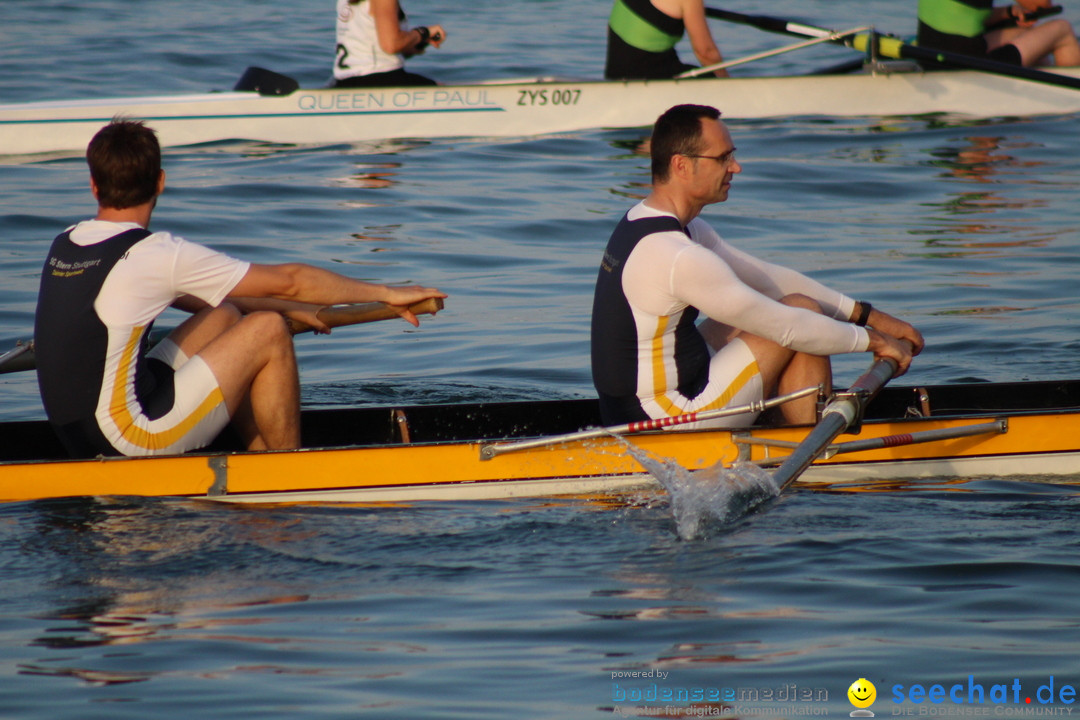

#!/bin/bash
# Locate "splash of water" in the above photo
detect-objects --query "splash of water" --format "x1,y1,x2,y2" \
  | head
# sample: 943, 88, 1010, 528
621, 440, 780, 540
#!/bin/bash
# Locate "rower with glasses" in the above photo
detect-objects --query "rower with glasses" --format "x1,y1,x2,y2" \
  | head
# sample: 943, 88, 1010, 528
590, 104, 923, 430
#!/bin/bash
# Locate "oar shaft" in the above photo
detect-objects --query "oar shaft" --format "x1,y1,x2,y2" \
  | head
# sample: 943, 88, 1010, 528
771, 357, 899, 491
285, 297, 444, 334
678, 28, 871, 78
706, 6, 1080, 91
852, 34, 1080, 90
0, 342, 34, 375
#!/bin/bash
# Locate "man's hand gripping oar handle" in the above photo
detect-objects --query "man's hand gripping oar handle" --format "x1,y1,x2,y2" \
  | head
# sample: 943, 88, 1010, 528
285, 297, 445, 335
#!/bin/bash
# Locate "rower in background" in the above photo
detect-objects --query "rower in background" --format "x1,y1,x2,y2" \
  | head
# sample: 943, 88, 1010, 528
332, 0, 446, 88
917, 0, 1080, 67
605, 0, 728, 79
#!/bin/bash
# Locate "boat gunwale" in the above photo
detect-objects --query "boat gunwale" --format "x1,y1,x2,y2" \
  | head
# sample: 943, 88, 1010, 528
5, 389, 1080, 469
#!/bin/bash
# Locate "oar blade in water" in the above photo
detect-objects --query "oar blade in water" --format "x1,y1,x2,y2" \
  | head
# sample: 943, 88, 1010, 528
629, 444, 779, 540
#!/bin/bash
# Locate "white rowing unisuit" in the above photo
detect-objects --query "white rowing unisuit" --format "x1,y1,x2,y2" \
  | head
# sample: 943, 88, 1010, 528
606, 201, 869, 428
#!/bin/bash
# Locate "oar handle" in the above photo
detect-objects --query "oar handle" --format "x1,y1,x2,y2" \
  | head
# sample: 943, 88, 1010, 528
286, 297, 444, 335
985, 4, 1061, 31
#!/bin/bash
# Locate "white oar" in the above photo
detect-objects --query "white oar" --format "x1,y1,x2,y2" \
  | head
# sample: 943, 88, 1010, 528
678, 26, 872, 78
478, 385, 819, 460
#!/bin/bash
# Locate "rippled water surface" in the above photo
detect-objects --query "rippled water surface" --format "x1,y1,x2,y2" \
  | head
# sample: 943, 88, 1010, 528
2, 1, 1080, 718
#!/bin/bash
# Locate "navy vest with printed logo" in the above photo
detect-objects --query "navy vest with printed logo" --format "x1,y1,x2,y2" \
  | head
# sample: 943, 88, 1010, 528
34, 227, 153, 455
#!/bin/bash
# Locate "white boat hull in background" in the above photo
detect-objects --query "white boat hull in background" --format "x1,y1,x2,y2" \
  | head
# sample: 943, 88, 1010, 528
4, 67, 1080, 156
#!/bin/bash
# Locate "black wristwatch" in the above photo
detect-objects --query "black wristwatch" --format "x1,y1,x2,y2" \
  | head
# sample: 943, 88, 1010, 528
855, 301, 873, 327
415, 26, 431, 50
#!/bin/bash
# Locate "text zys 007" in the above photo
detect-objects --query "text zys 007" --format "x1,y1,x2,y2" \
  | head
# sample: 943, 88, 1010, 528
517, 88, 582, 106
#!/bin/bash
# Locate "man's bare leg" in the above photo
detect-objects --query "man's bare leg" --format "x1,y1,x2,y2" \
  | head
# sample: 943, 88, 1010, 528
194, 311, 301, 451
736, 294, 833, 425
166, 303, 243, 358
987, 21, 1080, 66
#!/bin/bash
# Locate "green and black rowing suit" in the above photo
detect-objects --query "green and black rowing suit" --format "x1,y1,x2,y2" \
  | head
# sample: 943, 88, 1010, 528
605, 0, 695, 79
917, 0, 1022, 64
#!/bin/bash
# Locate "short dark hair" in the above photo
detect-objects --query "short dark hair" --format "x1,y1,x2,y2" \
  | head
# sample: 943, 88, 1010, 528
86, 119, 162, 209
650, 104, 722, 182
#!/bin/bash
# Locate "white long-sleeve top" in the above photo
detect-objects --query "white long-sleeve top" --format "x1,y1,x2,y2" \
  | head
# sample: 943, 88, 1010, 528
621, 201, 869, 356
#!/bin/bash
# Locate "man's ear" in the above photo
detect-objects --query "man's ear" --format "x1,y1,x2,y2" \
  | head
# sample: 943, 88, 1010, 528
670, 153, 691, 181
89, 176, 100, 201
156, 169, 166, 196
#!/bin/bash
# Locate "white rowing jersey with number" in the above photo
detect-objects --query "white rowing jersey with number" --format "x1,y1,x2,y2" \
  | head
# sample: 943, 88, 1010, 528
334, 0, 405, 80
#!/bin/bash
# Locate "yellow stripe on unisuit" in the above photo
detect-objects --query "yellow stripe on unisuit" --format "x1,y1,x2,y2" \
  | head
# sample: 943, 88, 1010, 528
108, 326, 224, 451
694, 360, 760, 413
649, 315, 675, 412
654, 341, 759, 418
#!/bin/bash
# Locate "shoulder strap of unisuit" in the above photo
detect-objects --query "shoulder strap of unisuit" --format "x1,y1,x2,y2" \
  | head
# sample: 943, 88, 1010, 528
918, 0, 992, 37
608, 0, 684, 52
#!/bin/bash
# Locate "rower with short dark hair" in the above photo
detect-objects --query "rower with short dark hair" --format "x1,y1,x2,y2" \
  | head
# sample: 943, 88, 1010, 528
591, 104, 923, 428
35, 119, 445, 458
917, 0, 1080, 67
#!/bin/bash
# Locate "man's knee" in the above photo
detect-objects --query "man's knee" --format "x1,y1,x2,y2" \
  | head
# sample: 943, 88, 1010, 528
206, 302, 244, 335
243, 311, 293, 346
217, 301, 243, 323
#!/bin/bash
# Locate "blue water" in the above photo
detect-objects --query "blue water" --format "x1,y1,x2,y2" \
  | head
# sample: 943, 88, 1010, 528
3, 0, 1080, 717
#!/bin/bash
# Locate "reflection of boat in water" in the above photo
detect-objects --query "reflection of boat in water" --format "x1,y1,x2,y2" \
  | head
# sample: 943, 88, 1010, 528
2, 377, 1080, 504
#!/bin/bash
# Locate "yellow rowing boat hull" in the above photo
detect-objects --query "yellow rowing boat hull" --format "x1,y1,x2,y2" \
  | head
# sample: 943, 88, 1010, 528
3, 410, 1078, 504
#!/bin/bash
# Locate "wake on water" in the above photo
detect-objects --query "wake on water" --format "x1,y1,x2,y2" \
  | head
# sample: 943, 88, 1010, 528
618, 439, 780, 540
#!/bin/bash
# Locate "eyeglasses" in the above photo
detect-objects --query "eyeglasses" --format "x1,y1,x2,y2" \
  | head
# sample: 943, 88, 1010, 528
682, 149, 737, 165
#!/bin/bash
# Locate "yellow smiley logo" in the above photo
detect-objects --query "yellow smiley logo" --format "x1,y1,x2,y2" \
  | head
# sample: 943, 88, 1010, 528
848, 678, 877, 709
